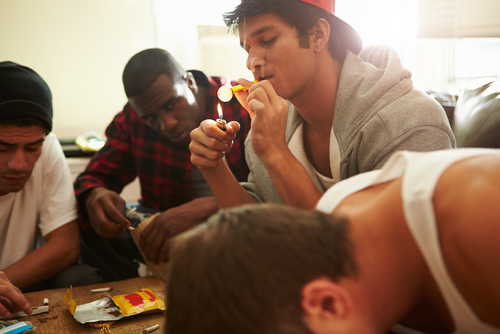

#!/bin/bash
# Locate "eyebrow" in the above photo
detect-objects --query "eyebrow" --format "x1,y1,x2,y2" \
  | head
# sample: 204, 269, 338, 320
0, 138, 45, 146
240, 25, 275, 48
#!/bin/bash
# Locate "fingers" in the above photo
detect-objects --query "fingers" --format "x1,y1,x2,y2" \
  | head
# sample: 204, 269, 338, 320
0, 303, 11, 319
88, 205, 128, 238
226, 121, 240, 135
158, 238, 172, 263
238, 78, 257, 88
189, 120, 240, 170
0, 273, 31, 318
234, 90, 252, 117
87, 188, 129, 238
249, 99, 266, 113
139, 216, 168, 264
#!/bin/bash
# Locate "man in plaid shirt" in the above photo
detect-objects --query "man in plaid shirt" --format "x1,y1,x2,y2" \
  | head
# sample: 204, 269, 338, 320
74, 49, 250, 281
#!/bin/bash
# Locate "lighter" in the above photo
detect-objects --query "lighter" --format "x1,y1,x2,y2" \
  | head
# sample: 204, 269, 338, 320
216, 103, 226, 132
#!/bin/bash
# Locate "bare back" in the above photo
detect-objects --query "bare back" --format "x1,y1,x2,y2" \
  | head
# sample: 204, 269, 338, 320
433, 155, 500, 326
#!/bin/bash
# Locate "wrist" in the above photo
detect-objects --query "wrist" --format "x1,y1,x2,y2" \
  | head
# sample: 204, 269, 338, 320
84, 186, 102, 208
259, 147, 290, 169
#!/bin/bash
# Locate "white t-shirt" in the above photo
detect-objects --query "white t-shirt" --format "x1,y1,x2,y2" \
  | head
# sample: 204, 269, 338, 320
0, 133, 78, 269
288, 123, 341, 192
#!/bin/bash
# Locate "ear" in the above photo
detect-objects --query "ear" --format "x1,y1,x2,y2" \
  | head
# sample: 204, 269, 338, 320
185, 71, 199, 95
301, 277, 354, 328
309, 18, 330, 53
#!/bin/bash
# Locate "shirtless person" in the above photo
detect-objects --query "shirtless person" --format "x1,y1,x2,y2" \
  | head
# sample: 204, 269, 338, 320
166, 148, 500, 334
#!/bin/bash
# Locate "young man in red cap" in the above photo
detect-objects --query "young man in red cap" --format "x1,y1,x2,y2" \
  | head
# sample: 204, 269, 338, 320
189, 0, 455, 209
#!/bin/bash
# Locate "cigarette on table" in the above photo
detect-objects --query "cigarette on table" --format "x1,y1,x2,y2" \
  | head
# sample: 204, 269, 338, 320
90, 287, 112, 293
143, 324, 160, 333
217, 80, 259, 102
0, 305, 49, 319
43, 298, 49, 306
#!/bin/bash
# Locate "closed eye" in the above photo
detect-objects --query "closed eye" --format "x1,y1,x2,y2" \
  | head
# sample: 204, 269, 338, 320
262, 37, 276, 48
26, 143, 43, 152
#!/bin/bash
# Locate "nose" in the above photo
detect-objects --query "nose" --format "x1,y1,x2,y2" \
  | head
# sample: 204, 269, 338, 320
246, 53, 266, 73
7, 149, 28, 172
159, 112, 178, 133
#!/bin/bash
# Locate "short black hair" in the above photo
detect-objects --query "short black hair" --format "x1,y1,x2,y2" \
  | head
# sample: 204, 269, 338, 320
122, 48, 186, 98
223, 0, 362, 62
166, 204, 358, 334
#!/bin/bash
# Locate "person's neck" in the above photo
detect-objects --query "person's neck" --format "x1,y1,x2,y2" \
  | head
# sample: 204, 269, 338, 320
290, 52, 342, 135
338, 179, 430, 332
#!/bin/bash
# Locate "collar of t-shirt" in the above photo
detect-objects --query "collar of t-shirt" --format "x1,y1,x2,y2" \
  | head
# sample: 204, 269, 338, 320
287, 122, 341, 193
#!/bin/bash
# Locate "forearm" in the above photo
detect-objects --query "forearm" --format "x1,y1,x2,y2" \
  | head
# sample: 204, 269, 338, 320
262, 151, 322, 209
3, 224, 80, 291
186, 196, 220, 224
201, 158, 256, 209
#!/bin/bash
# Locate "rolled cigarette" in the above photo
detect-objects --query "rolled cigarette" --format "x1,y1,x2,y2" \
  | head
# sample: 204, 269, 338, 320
0, 305, 49, 319
43, 298, 49, 306
145, 324, 160, 333
217, 80, 259, 102
91, 287, 112, 293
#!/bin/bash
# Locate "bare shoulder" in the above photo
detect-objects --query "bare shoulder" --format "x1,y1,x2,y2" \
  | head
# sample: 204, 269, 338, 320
434, 154, 500, 232
433, 154, 500, 324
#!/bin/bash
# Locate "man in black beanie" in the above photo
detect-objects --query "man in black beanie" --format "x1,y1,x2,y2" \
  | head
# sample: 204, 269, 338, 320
0, 62, 101, 301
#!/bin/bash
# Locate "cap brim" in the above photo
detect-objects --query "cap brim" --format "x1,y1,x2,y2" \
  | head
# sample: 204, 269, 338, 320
330, 14, 363, 55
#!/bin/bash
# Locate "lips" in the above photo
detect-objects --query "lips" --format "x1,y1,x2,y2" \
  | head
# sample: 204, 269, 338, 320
257, 76, 272, 82
3, 175, 27, 184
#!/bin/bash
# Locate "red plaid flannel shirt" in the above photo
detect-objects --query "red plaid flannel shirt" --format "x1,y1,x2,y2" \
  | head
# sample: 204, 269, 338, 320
74, 71, 250, 228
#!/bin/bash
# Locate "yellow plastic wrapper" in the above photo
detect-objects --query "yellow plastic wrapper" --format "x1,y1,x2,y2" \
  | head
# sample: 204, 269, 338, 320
64, 288, 165, 325
112, 289, 166, 317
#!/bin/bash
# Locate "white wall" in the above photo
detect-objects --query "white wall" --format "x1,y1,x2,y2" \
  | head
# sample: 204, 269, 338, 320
0, 0, 157, 138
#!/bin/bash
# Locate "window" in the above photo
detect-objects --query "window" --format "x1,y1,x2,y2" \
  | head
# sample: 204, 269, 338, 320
336, 0, 500, 91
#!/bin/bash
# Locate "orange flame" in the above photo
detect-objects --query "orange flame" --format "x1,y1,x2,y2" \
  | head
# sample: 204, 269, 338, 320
217, 103, 223, 120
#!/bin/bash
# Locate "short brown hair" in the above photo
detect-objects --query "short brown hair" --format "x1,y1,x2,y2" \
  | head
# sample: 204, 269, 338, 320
166, 204, 357, 334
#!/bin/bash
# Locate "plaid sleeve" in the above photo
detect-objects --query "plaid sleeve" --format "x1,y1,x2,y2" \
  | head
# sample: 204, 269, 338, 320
73, 104, 139, 225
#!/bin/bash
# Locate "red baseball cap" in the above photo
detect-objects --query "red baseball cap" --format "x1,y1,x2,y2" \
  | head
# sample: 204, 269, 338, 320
301, 0, 336, 14
300, 0, 362, 54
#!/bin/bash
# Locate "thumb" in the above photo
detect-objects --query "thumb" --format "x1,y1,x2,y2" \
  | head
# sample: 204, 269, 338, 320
226, 121, 241, 136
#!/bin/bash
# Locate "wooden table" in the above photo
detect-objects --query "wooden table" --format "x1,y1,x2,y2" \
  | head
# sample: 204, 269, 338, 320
22, 276, 166, 333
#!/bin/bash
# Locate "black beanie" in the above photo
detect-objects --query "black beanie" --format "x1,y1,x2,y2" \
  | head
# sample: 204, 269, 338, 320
0, 61, 53, 133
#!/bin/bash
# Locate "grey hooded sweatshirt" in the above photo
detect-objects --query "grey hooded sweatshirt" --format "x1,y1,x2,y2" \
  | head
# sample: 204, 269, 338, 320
241, 45, 456, 204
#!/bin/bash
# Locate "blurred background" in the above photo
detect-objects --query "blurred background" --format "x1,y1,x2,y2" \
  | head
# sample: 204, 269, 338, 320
1, 0, 499, 139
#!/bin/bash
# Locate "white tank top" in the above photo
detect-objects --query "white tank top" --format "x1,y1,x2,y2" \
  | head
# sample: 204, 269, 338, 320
316, 148, 500, 334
